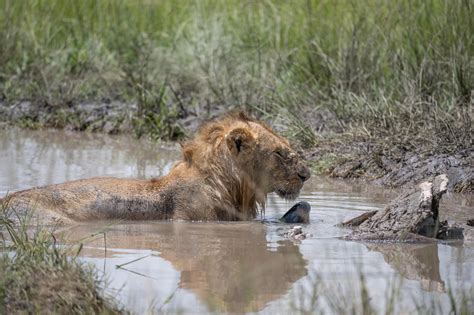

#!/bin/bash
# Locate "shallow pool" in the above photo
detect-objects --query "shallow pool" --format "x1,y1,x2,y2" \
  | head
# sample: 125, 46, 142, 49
1, 128, 472, 314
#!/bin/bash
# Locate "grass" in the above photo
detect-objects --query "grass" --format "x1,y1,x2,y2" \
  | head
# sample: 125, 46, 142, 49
0, 198, 122, 314
288, 267, 474, 315
0, 0, 471, 144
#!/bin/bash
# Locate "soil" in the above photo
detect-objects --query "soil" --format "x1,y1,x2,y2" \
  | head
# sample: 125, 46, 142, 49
304, 136, 473, 194
0, 100, 136, 134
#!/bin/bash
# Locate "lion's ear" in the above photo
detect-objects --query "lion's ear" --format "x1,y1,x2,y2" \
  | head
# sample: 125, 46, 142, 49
226, 128, 256, 156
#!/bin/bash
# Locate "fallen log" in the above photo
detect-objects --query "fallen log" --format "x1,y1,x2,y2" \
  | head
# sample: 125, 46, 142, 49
343, 174, 454, 241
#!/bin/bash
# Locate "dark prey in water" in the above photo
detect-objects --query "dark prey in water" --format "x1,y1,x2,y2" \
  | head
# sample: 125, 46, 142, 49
280, 201, 311, 223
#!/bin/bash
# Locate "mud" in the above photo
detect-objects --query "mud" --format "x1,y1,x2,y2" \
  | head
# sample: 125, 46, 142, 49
0, 100, 137, 134
0, 100, 224, 137
306, 135, 473, 194
332, 149, 473, 194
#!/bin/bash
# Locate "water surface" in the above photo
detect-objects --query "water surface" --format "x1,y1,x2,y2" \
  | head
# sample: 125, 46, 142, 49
1, 128, 473, 314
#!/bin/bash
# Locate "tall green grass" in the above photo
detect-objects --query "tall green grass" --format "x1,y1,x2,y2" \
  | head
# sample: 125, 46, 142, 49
0, 0, 472, 143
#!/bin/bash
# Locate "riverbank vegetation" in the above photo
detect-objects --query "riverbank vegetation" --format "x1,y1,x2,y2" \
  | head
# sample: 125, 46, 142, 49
1, 0, 472, 187
0, 200, 121, 314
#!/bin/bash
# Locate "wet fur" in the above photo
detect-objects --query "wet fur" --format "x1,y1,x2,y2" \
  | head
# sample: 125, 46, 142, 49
3, 112, 310, 224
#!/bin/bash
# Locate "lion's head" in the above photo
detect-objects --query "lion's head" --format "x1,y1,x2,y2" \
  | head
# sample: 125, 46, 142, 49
179, 112, 310, 219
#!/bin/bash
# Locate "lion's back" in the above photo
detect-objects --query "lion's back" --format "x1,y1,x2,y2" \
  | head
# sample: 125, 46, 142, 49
4, 177, 158, 224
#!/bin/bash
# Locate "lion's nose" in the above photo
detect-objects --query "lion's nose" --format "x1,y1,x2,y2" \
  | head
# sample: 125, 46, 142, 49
297, 164, 311, 182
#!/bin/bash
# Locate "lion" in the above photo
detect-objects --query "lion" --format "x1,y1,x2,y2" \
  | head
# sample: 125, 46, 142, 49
3, 112, 311, 224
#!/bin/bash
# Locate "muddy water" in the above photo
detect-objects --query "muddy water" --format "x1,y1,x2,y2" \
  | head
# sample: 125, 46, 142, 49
1, 129, 473, 314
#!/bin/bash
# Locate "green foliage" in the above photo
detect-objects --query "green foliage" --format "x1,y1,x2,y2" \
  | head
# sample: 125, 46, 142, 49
0, 0, 472, 143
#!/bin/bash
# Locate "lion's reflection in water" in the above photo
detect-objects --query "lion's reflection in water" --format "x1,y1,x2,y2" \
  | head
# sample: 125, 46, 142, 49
62, 221, 308, 313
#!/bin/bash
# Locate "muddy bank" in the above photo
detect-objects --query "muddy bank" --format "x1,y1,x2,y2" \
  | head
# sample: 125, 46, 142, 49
333, 149, 473, 194
305, 137, 473, 194
0, 100, 136, 134
0, 100, 223, 138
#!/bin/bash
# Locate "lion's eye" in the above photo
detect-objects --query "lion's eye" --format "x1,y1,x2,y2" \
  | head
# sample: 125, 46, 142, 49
274, 150, 285, 159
